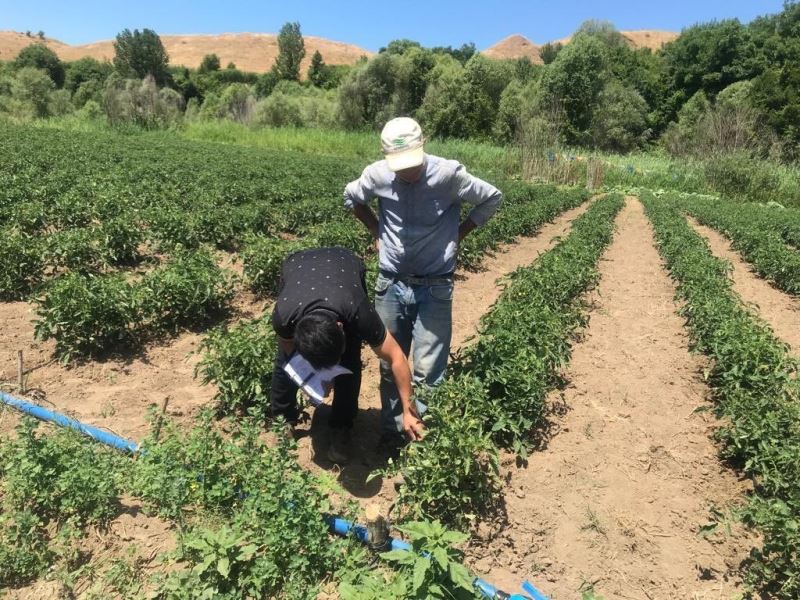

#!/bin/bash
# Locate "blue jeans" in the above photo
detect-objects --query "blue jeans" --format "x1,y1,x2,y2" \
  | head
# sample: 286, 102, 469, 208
374, 274, 453, 433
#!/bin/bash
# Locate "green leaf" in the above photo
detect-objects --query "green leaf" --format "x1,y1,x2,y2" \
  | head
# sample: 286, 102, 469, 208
432, 547, 449, 570
448, 561, 474, 591
380, 549, 415, 564
412, 556, 430, 592
217, 556, 230, 578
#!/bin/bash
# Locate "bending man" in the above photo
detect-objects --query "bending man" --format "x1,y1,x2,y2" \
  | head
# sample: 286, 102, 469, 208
270, 247, 423, 463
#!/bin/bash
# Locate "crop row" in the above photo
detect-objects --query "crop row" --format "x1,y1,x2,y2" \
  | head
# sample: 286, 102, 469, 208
676, 194, 800, 295
641, 191, 800, 599
33, 251, 232, 362
392, 194, 625, 526
0, 123, 366, 299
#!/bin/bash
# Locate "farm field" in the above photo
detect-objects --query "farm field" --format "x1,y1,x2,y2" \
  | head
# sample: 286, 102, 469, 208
2, 124, 800, 599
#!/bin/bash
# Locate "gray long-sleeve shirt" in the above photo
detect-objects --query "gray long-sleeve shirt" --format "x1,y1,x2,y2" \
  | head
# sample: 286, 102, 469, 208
343, 154, 502, 277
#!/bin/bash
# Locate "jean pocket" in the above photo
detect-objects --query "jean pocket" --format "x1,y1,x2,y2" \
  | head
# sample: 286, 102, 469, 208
429, 282, 453, 302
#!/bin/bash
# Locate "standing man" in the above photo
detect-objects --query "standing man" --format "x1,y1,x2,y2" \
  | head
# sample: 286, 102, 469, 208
270, 247, 424, 464
344, 117, 502, 442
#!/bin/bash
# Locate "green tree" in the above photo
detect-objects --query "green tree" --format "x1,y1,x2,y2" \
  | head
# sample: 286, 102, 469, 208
218, 83, 255, 123
661, 19, 758, 112
64, 57, 112, 93
537, 33, 608, 145
198, 53, 221, 73
274, 22, 305, 81
430, 42, 476, 65
576, 19, 626, 47
14, 44, 65, 87
538, 42, 562, 65
337, 46, 437, 129
493, 79, 527, 142
380, 39, 423, 55
112, 28, 170, 85
590, 80, 650, 151
254, 71, 279, 98
307, 50, 326, 87
12, 67, 54, 117
417, 58, 472, 138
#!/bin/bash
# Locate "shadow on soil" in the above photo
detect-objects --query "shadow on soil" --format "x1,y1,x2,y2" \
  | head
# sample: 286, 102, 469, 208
307, 404, 399, 499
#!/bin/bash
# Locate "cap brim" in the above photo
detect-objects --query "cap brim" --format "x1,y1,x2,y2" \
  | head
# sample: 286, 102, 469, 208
385, 147, 424, 172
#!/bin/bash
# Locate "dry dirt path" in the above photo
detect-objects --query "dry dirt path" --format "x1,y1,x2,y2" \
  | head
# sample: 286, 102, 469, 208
467, 198, 757, 600
298, 200, 596, 506
688, 217, 800, 354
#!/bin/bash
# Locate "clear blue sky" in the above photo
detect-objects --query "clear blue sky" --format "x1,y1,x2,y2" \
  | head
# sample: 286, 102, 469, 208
0, 0, 787, 50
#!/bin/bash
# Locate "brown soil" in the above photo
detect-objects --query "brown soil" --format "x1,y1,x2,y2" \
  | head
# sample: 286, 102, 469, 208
688, 217, 800, 354
0, 31, 373, 73
466, 198, 757, 599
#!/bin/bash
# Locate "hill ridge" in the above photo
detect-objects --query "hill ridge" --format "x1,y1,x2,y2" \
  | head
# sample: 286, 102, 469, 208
1, 28, 678, 73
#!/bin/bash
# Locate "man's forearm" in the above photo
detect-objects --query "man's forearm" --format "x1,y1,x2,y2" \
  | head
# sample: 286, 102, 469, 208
458, 218, 477, 243
352, 204, 379, 240
391, 357, 416, 415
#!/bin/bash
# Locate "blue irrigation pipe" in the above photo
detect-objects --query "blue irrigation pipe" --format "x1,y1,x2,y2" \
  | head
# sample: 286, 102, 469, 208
0, 391, 140, 453
0, 392, 550, 600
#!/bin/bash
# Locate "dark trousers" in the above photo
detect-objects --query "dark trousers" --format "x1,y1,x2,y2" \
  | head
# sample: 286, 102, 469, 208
270, 335, 362, 430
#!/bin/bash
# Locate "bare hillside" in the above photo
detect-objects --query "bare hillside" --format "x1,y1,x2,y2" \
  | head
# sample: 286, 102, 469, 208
482, 34, 543, 64
483, 29, 678, 61
0, 31, 373, 73
552, 29, 678, 50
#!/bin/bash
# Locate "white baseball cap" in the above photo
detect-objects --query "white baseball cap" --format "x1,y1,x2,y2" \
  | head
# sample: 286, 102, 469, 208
381, 117, 425, 172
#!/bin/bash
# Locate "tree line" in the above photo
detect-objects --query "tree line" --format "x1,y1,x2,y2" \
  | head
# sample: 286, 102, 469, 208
1, 3, 798, 161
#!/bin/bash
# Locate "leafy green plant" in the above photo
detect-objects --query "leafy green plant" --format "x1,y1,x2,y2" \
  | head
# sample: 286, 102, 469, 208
392, 377, 501, 527
307, 220, 373, 255
341, 521, 480, 600
678, 193, 800, 295
130, 410, 244, 522
0, 229, 45, 299
0, 510, 51, 586
44, 227, 106, 271
0, 419, 125, 586
99, 215, 144, 264
33, 272, 139, 362
240, 234, 305, 296
138, 250, 233, 331
146, 419, 360, 599
0, 418, 124, 524
146, 208, 203, 251
197, 317, 277, 416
